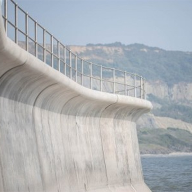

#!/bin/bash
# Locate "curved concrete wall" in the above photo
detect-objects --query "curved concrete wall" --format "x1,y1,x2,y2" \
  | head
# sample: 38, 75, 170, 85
0, 8, 152, 192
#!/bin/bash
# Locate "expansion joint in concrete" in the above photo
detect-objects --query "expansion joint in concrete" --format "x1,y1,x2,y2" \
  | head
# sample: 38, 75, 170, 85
31, 83, 58, 192
0, 150, 5, 192
0, 61, 26, 81
131, 184, 137, 192
98, 95, 119, 185
60, 94, 80, 115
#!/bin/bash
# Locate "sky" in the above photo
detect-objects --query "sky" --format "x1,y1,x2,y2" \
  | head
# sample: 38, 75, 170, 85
4, 0, 192, 51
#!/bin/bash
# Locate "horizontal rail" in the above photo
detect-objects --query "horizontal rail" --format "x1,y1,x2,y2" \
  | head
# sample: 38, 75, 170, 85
1, 0, 146, 99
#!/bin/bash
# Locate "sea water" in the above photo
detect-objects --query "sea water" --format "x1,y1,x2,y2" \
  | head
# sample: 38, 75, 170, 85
141, 155, 192, 192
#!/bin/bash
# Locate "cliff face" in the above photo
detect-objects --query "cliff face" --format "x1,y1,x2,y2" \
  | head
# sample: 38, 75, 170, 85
172, 83, 192, 101
138, 81, 192, 132
146, 81, 192, 101
146, 81, 169, 99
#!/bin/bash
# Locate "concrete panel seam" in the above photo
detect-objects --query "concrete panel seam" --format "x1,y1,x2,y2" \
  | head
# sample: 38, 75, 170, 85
32, 83, 58, 192
0, 148, 5, 192
46, 100, 61, 192
0, 61, 26, 80
130, 184, 137, 192
98, 95, 119, 185
61, 95, 80, 115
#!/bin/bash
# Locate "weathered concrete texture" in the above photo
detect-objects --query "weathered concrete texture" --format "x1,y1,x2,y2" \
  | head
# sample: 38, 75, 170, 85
0, 9, 152, 192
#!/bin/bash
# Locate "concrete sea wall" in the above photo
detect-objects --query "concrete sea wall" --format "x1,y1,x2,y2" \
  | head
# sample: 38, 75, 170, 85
0, 8, 152, 192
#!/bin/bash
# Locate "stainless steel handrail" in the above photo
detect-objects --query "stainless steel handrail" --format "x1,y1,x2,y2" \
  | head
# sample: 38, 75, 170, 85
1, 0, 146, 99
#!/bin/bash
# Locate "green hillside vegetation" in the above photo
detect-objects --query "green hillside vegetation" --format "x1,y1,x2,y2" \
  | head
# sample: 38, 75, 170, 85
138, 128, 192, 154
77, 42, 192, 86
148, 94, 192, 123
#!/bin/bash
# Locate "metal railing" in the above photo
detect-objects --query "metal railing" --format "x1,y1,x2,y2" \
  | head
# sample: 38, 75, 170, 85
1, 0, 146, 99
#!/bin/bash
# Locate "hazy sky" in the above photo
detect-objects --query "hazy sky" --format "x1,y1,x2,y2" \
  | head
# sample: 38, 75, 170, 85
8, 0, 192, 51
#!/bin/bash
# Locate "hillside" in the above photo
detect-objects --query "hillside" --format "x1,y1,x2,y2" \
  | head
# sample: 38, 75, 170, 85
138, 128, 192, 154
69, 43, 192, 154
70, 42, 192, 86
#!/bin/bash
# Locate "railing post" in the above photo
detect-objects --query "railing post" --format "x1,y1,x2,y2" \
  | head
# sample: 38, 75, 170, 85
134, 74, 137, 98
58, 42, 60, 72
4, 0, 7, 32
124, 71, 126, 95
25, 12, 28, 51
43, 29, 46, 62
90, 62, 92, 89
51, 35, 53, 68
100, 66, 102, 92
144, 79, 146, 99
81, 59, 84, 86
64, 46, 66, 75
140, 76, 142, 99
75, 55, 77, 82
69, 50, 72, 79
113, 68, 115, 94
35, 21, 37, 57
15, 3, 18, 44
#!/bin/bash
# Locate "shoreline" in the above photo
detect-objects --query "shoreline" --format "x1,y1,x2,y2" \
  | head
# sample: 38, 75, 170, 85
141, 152, 192, 157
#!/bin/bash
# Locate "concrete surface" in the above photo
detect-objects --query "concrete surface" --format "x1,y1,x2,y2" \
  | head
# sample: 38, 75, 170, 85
0, 8, 152, 192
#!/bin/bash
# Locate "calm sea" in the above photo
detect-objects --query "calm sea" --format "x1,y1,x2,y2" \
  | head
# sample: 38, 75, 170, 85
141, 155, 192, 192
